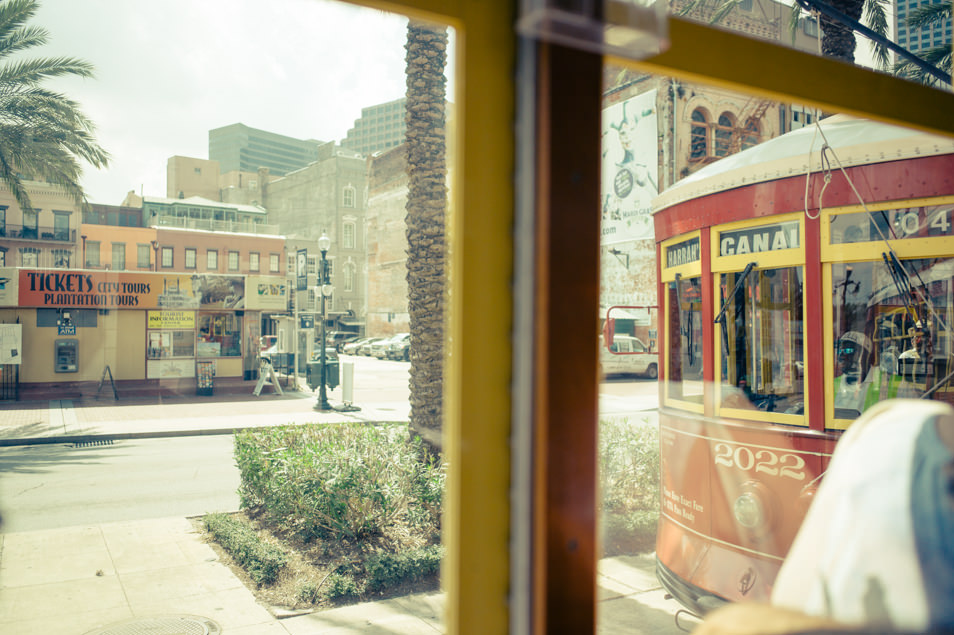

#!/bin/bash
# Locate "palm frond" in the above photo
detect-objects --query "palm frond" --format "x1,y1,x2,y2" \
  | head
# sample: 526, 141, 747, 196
863, 0, 891, 70
905, 2, 951, 30
893, 44, 952, 86
0, 0, 109, 210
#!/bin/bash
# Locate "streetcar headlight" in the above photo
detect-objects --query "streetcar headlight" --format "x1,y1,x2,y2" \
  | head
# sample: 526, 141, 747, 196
733, 492, 765, 529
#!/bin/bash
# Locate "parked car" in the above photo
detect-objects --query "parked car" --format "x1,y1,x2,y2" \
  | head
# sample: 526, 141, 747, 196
357, 337, 385, 356
599, 334, 658, 379
372, 333, 408, 359
342, 336, 374, 355
325, 331, 359, 352
386, 333, 411, 361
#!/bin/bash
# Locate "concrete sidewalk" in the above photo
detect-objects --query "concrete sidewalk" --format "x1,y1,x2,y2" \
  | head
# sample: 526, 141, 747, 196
0, 515, 688, 635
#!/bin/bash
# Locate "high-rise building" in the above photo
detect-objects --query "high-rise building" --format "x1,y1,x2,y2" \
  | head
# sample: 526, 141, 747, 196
897, 0, 952, 57
340, 98, 407, 156
209, 123, 323, 177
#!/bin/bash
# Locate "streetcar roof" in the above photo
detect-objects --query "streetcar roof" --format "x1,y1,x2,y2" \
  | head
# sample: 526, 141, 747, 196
653, 115, 954, 213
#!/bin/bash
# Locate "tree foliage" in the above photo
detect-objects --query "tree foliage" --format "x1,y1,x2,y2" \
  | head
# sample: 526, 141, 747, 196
893, 2, 952, 87
0, 0, 108, 212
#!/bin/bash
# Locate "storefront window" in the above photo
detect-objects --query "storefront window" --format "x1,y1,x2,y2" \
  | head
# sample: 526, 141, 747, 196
667, 276, 703, 403
147, 330, 195, 359
197, 312, 242, 357
831, 258, 953, 420
719, 266, 805, 414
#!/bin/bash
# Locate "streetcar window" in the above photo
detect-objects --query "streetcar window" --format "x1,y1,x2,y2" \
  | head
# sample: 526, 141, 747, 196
831, 258, 954, 420
667, 276, 703, 403
718, 266, 805, 415
830, 205, 954, 243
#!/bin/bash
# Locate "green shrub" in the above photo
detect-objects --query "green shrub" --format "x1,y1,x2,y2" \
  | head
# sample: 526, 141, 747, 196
598, 416, 660, 516
363, 545, 444, 592
323, 572, 361, 599
203, 512, 288, 586
234, 423, 445, 542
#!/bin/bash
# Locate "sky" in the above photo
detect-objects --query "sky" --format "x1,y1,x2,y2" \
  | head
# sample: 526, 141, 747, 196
34, 0, 424, 205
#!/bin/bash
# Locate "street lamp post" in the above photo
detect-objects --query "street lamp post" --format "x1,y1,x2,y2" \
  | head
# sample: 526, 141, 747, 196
315, 232, 333, 411
151, 240, 159, 271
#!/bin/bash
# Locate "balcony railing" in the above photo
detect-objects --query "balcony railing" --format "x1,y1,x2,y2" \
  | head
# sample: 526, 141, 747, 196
0, 224, 75, 242
155, 216, 280, 235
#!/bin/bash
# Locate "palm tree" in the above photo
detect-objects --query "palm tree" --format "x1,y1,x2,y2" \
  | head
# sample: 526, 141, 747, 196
0, 0, 108, 213
893, 2, 952, 86
404, 19, 448, 454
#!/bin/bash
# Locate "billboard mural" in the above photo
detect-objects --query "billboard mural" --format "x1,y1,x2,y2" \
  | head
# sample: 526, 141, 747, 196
601, 90, 658, 244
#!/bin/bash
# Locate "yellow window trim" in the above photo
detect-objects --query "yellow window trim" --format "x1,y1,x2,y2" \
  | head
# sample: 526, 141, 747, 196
710, 212, 806, 273
660, 230, 702, 282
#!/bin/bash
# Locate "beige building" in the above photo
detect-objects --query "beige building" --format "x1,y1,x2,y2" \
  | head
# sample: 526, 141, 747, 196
0, 180, 82, 269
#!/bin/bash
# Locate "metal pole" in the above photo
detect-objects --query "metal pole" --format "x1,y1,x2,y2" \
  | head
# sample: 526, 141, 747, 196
316, 249, 331, 410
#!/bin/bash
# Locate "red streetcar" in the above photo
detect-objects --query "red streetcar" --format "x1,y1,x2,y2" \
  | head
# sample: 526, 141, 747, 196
650, 115, 954, 614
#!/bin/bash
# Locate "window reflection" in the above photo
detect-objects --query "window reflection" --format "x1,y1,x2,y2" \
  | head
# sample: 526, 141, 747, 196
831, 258, 954, 419
667, 276, 703, 403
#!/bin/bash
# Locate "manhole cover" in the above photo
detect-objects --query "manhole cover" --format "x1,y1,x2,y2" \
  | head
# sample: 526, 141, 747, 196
84, 615, 222, 635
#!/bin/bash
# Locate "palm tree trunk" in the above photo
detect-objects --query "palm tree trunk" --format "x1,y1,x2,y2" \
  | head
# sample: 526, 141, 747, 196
404, 20, 448, 454
821, 0, 864, 62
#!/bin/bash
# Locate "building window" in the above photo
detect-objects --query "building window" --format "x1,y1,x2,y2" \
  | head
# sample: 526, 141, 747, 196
342, 185, 356, 208
19, 247, 38, 267
270, 253, 280, 273
161, 246, 173, 268
228, 250, 239, 271
690, 108, 709, 161
803, 17, 819, 37
741, 119, 761, 151
197, 312, 242, 357
53, 212, 70, 241
207, 249, 218, 270
342, 222, 356, 249
53, 249, 70, 268
344, 263, 355, 292
22, 208, 37, 239
111, 242, 125, 270
185, 247, 197, 269
86, 241, 101, 267
137, 244, 151, 268
250, 252, 260, 272
714, 112, 735, 157
0, 248, 5, 266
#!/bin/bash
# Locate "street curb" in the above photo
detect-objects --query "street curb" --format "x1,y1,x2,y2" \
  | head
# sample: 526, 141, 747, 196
0, 419, 413, 447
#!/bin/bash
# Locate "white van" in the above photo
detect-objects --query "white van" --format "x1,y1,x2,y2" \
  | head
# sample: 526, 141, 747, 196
599, 335, 658, 379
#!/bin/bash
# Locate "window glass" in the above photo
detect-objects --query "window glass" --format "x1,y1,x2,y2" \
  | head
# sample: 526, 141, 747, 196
161, 246, 173, 268
667, 276, 703, 403
343, 222, 356, 249
147, 330, 195, 358
250, 252, 260, 271
207, 249, 218, 270
269, 253, 280, 272
54, 212, 70, 240
714, 113, 734, 157
718, 266, 805, 414
690, 109, 708, 161
831, 258, 954, 420
111, 243, 125, 270
197, 312, 242, 357
830, 205, 954, 243
228, 250, 239, 271
137, 244, 151, 268
185, 248, 196, 269
86, 241, 101, 267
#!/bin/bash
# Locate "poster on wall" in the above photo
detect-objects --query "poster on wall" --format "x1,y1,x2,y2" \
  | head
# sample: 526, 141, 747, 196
0, 323, 22, 364
246, 275, 288, 311
0, 267, 18, 307
601, 90, 658, 244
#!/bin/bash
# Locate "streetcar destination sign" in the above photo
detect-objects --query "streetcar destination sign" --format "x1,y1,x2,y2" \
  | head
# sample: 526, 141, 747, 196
719, 221, 799, 256
666, 237, 700, 268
